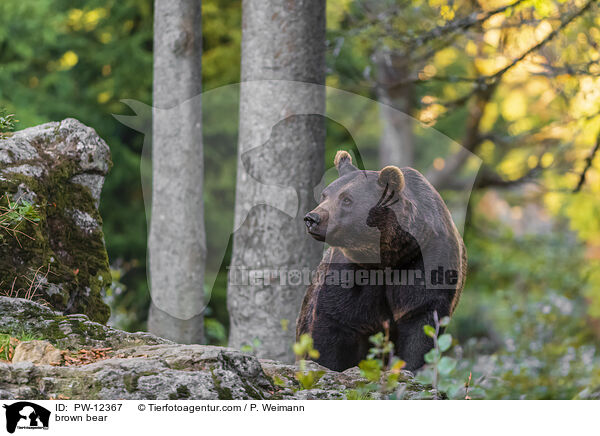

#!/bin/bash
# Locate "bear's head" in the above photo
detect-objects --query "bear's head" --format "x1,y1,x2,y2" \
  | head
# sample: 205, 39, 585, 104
304, 150, 406, 264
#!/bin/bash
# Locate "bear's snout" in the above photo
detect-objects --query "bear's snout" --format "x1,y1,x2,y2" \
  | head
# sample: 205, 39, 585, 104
304, 211, 326, 241
304, 212, 320, 228
304, 212, 321, 232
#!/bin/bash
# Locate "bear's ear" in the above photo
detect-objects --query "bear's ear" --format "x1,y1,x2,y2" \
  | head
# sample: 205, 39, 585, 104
334, 150, 358, 177
378, 166, 405, 192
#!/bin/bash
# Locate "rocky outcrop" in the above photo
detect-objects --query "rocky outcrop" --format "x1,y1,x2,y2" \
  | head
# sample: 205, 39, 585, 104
0, 297, 168, 351
0, 297, 438, 400
0, 118, 112, 322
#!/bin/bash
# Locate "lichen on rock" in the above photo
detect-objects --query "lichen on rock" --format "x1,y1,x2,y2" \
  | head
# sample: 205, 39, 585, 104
0, 118, 113, 322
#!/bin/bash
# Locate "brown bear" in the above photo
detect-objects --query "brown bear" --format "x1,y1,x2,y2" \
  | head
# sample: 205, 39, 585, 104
296, 150, 467, 372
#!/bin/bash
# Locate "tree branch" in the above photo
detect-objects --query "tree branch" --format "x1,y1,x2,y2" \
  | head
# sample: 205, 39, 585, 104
574, 129, 600, 193
423, 0, 597, 111
483, 0, 596, 86
474, 165, 543, 189
410, 0, 527, 49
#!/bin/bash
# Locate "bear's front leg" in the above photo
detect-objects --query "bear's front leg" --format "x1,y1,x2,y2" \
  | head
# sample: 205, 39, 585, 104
310, 320, 371, 371
393, 309, 442, 372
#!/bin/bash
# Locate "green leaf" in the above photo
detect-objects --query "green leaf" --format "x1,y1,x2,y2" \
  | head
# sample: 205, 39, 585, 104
292, 343, 302, 356
424, 348, 440, 364
308, 349, 320, 359
295, 368, 325, 390
438, 356, 457, 375
439, 316, 451, 327
272, 376, 286, 387
359, 359, 382, 382
415, 367, 434, 385
369, 332, 384, 346
390, 359, 406, 373
423, 325, 436, 338
438, 333, 452, 352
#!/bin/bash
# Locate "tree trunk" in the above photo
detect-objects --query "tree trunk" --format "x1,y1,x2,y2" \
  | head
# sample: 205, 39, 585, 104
148, 0, 205, 343
375, 51, 415, 168
227, 0, 326, 362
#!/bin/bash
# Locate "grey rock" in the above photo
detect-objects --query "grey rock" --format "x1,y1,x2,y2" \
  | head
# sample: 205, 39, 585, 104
69, 174, 104, 207
0, 343, 438, 400
0, 297, 438, 400
0, 118, 112, 322
0, 297, 170, 351
3, 164, 43, 178
0, 118, 111, 177
66, 209, 99, 235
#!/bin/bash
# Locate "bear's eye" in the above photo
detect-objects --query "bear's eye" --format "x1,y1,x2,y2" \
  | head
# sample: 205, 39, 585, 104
342, 197, 352, 205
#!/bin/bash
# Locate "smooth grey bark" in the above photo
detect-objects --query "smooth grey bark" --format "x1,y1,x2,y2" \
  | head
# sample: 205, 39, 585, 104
227, 0, 326, 362
375, 51, 415, 168
148, 0, 205, 343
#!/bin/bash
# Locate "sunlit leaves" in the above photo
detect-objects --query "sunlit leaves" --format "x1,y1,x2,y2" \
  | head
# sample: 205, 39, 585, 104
501, 90, 528, 121
57, 50, 79, 71
67, 8, 108, 32
565, 192, 600, 243
326, 0, 353, 31
293, 334, 320, 360
359, 359, 381, 383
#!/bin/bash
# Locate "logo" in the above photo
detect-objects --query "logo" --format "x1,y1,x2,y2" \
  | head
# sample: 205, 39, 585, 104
2, 402, 50, 434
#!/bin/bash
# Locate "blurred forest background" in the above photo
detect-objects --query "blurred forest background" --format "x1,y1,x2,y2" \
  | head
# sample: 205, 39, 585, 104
1, 0, 600, 398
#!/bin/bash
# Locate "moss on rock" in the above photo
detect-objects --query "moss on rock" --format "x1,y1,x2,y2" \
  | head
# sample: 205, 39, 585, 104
0, 297, 170, 350
0, 119, 112, 322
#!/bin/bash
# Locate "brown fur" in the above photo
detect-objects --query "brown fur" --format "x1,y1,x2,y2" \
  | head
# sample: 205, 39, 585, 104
297, 152, 466, 371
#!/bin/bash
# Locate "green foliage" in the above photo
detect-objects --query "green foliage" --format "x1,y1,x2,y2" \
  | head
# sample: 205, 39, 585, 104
0, 334, 14, 361
293, 334, 320, 360
457, 288, 599, 400
0, 330, 41, 361
0, 0, 154, 330
240, 338, 262, 356
5, 199, 40, 225
416, 312, 467, 398
0, 108, 17, 134
295, 365, 326, 391
204, 318, 227, 346
347, 326, 407, 399
450, 225, 599, 399
423, 325, 436, 338
0, 0, 241, 332
293, 334, 325, 390
0, 194, 40, 243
